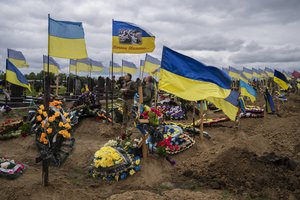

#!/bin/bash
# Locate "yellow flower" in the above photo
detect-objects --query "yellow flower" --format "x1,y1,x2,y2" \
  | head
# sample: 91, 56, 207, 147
47, 128, 52, 134
42, 111, 48, 117
135, 159, 140, 165
57, 106, 62, 109
129, 169, 135, 176
66, 118, 71, 123
64, 112, 69, 117
39, 105, 45, 110
38, 109, 43, 115
58, 122, 64, 127
48, 116, 55, 122
64, 123, 71, 130
36, 115, 42, 122
54, 111, 60, 118
41, 121, 45, 128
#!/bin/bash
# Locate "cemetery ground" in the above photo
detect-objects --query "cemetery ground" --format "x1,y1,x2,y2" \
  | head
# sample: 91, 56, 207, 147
0, 93, 300, 200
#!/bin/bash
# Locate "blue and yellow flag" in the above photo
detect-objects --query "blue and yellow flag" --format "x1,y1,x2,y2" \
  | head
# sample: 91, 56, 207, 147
142, 54, 160, 73
265, 67, 274, 77
274, 70, 289, 90
69, 59, 77, 72
8, 49, 29, 68
49, 17, 88, 59
258, 68, 268, 78
222, 67, 229, 75
6, 59, 31, 91
252, 68, 262, 79
264, 89, 275, 114
239, 72, 249, 83
242, 67, 253, 79
207, 90, 240, 121
112, 20, 155, 54
159, 46, 232, 101
91, 59, 104, 72
228, 66, 241, 80
76, 58, 92, 72
109, 62, 122, 73
43, 55, 60, 74
240, 80, 257, 102
122, 60, 137, 74
282, 70, 292, 81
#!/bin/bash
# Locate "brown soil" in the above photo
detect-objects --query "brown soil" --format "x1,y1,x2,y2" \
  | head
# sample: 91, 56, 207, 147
0, 93, 300, 200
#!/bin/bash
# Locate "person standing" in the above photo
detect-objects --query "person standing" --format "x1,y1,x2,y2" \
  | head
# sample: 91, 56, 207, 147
142, 76, 154, 107
121, 73, 136, 128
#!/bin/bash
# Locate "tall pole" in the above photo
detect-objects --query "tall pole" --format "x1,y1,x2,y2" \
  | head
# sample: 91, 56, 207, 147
121, 60, 124, 77
111, 19, 114, 125
5, 49, 8, 105
200, 100, 204, 141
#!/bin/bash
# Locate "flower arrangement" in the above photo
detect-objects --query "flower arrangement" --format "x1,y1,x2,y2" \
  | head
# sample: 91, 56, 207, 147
35, 101, 72, 145
90, 138, 141, 182
140, 106, 163, 126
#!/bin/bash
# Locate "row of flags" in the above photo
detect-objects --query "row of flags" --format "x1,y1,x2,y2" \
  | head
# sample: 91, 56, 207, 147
2, 15, 299, 123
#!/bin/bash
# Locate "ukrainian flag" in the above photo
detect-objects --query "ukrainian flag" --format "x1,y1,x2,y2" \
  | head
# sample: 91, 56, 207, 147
6, 59, 31, 91
91, 59, 104, 72
222, 67, 229, 75
228, 66, 241, 80
159, 46, 232, 101
112, 20, 155, 54
242, 67, 253, 79
264, 89, 275, 114
109, 62, 122, 73
69, 59, 77, 72
76, 58, 92, 72
274, 70, 289, 90
49, 17, 88, 59
258, 68, 268, 78
142, 54, 160, 73
240, 80, 257, 102
8, 49, 29, 68
239, 72, 249, 83
282, 71, 292, 81
122, 60, 137, 74
43, 55, 60, 74
252, 68, 262, 79
265, 67, 274, 77
207, 90, 240, 121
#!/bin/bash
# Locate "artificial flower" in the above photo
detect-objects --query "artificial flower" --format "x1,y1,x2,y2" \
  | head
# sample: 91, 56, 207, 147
58, 122, 64, 127
63, 112, 69, 117
129, 169, 135, 176
38, 109, 43, 115
135, 159, 140, 165
42, 111, 48, 117
47, 128, 53, 134
54, 111, 60, 118
48, 116, 55, 122
39, 105, 45, 110
115, 175, 119, 181
66, 118, 71, 123
64, 123, 71, 130
36, 115, 42, 122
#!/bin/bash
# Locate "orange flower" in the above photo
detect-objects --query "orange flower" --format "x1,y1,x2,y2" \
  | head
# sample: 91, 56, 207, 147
58, 122, 64, 127
66, 118, 71, 123
54, 111, 60, 118
47, 128, 53, 134
64, 123, 71, 130
36, 115, 42, 122
39, 105, 45, 110
43, 111, 48, 117
41, 121, 45, 128
48, 116, 55, 122
57, 106, 62, 109
63, 112, 69, 117
38, 109, 43, 115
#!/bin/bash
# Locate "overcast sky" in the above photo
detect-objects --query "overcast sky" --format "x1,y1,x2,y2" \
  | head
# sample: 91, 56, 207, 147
0, 0, 300, 76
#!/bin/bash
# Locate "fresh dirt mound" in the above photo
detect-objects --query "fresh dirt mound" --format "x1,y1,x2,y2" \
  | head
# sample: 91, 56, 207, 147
183, 147, 300, 199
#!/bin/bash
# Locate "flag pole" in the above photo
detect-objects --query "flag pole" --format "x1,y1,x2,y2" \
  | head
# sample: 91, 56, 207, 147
5, 49, 8, 105
139, 61, 142, 79
121, 60, 124, 77
199, 100, 204, 141
111, 19, 114, 125
141, 55, 146, 79
42, 13, 51, 187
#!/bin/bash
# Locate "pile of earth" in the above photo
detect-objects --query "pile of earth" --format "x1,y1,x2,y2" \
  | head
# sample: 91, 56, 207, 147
182, 147, 300, 199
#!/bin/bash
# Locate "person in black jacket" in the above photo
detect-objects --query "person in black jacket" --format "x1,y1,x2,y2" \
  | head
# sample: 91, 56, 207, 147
121, 73, 136, 128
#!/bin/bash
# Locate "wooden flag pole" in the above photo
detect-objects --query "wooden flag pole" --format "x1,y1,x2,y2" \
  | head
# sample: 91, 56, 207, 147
200, 100, 204, 141
192, 101, 196, 132
138, 81, 148, 158
55, 76, 59, 96
5, 49, 8, 105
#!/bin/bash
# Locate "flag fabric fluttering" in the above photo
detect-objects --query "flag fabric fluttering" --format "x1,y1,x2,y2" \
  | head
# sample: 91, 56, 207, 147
49, 17, 88, 59
264, 88, 275, 114
122, 60, 137, 74
112, 20, 155, 54
8, 49, 29, 68
228, 66, 241, 80
159, 46, 239, 120
142, 54, 160, 73
69, 59, 77, 72
258, 68, 268, 78
265, 67, 274, 77
242, 67, 253, 79
109, 62, 122, 73
6, 59, 31, 91
91, 59, 104, 72
76, 58, 92, 72
43, 55, 60, 74
240, 80, 257, 103
274, 70, 289, 90
252, 68, 262, 79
